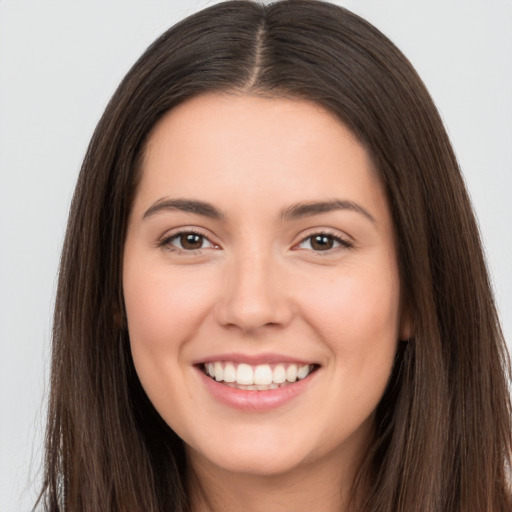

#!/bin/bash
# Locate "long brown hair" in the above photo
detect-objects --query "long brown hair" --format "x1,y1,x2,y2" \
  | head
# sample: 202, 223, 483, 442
37, 1, 512, 510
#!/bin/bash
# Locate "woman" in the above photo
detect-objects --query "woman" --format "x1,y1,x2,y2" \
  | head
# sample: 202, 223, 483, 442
37, 1, 512, 511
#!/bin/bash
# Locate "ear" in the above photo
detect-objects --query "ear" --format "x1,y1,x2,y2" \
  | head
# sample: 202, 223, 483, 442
399, 304, 413, 341
113, 299, 128, 331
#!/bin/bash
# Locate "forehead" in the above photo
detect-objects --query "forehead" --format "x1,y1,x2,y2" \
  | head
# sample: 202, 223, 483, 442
135, 93, 388, 222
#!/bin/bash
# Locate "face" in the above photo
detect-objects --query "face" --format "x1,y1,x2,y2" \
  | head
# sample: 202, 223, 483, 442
123, 93, 409, 481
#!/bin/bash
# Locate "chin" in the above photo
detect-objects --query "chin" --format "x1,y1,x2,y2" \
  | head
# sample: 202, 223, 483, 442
186, 430, 313, 478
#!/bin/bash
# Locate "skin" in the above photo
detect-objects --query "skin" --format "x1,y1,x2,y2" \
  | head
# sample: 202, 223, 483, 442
123, 93, 410, 512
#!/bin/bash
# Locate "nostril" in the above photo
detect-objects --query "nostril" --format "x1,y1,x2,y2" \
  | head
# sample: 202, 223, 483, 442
213, 262, 294, 331
215, 296, 294, 333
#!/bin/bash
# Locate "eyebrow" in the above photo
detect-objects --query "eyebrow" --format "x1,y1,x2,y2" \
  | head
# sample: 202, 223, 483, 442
280, 200, 376, 223
143, 198, 225, 220
142, 197, 375, 224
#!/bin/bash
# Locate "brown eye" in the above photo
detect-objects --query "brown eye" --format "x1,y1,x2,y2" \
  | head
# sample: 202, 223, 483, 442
310, 234, 335, 251
164, 231, 215, 251
296, 233, 352, 252
179, 233, 204, 250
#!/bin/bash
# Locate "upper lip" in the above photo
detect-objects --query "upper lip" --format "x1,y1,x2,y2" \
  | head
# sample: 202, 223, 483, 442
193, 352, 318, 366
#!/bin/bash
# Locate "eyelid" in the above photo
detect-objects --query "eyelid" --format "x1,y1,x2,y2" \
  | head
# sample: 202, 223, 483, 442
157, 227, 221, 253
292, 229, 354, 252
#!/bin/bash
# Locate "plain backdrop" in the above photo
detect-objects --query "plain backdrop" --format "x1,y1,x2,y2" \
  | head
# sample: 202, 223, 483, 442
1, 1, 511, 509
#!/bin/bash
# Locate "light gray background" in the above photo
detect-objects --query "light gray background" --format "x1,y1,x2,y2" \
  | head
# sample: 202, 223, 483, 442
1, 1, 511, 509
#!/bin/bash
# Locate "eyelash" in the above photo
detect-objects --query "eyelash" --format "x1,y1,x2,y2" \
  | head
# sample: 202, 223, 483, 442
159, 230, 353, 254
295, 231, 353, 252
159, 230, 217, 253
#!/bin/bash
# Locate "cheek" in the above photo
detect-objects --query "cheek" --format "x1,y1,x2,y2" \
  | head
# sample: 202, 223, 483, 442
301, 263, 401, 351
123, 264, 218, 422
301, 265, 400, 434
123, 265, 216, 351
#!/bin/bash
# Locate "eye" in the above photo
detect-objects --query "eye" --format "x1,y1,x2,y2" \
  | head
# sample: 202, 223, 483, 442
297, 233, 352, 251
162, 231, 217, 252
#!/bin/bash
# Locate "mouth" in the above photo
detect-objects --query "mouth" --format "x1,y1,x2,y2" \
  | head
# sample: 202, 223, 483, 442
199, 361, 320, 391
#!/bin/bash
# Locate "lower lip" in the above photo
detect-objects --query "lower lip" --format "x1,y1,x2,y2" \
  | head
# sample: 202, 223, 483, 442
196, 367, 317, 412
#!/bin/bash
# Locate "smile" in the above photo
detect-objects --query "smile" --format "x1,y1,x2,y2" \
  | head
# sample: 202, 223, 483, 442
201, 362, 318, 390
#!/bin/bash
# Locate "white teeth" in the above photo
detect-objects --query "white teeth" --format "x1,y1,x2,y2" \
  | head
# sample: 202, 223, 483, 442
297, 364, 310, 380
273, 364, 286, 384
214, 362, 223, 381
254, 364, 273, 385
223, 362, 236, 383
286, 365, 297, 382
203, 361, 315, 388
236, 363, 254, 385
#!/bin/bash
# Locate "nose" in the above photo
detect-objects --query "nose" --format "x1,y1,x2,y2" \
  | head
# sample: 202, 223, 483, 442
215, 250, 294, 333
